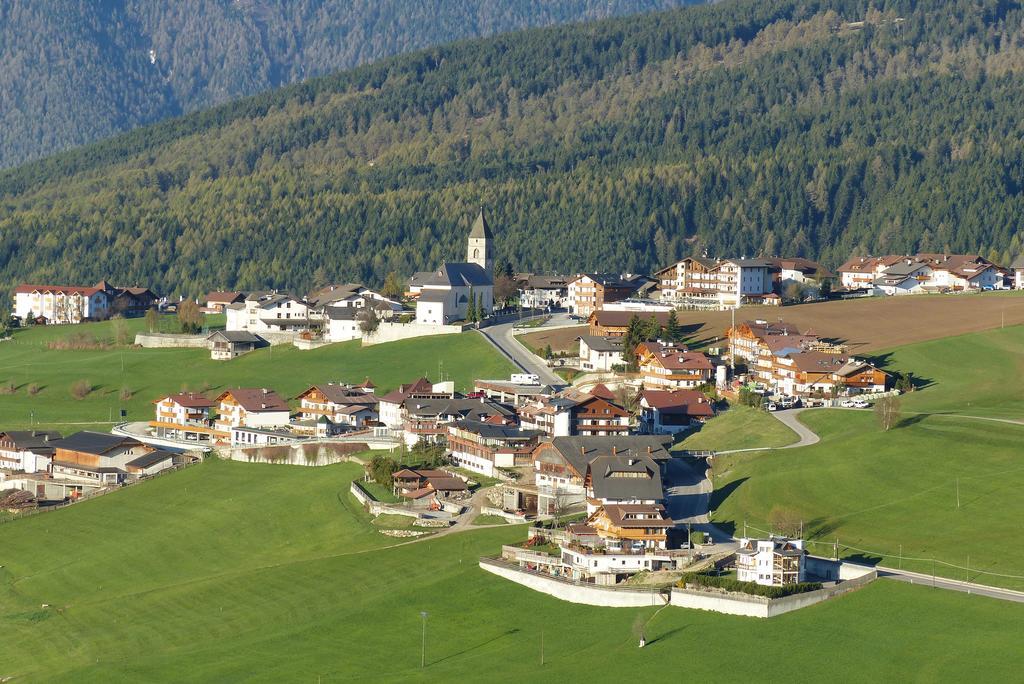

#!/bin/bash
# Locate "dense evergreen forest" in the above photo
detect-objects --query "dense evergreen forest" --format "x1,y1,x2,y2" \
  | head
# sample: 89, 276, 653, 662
0, 0, 696, 168
2, 0, 1024, 296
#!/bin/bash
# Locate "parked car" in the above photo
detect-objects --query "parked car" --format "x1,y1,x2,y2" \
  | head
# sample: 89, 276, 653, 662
765, 401, 778, 411
853, 399, 871, 408
840, 399, 857, 408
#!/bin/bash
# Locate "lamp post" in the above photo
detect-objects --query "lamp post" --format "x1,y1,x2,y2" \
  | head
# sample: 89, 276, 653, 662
420, 611, 428, 668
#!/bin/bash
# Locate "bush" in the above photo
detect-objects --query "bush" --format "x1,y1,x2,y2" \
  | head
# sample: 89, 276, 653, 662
0, 381, 15, 395
119, 387, 133, 401
368, 455, 399, 486
678, 572, 822, 598
26, 383, 40, 396
70, 379, 92, 400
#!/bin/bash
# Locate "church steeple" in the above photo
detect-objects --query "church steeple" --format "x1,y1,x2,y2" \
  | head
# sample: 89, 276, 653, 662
467, 208, 493, 277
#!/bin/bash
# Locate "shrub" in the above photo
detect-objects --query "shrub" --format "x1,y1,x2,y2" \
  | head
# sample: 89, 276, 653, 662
0, 381, 16, 395
119, 387, 133, 401
70, 379, 92, 400
678, 572, 822, 598
26, 383, 40, 396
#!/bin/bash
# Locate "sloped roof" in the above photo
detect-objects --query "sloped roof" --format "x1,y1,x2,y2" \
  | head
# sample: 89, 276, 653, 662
545, 435, 674, 478
452, 419, 542, 440
378, 378, 437, 404
588, 454, 664, 502
578, 335, 624, 353
207, 330, 261, 344
470, 208, 493, 239
216, 388, 289, 412
297, 384, 377, 405
640, 389, 713, 417
52, 431, 142, 456
422, 263, 492, 288
589, 310, 674, 328
157, 392, 215, 409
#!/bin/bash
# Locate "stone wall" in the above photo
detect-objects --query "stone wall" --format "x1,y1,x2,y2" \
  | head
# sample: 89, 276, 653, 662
361, 321, 467, 346
479, 557, 669, 607
134, 332, 208, 348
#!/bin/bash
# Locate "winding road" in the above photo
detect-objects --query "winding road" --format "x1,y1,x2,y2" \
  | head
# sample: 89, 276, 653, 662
476, 321, 565, 386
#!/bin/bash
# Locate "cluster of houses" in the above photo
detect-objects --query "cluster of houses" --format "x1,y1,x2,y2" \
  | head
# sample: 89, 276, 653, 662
12, 280, 159, 325
838, 253, 1005, 295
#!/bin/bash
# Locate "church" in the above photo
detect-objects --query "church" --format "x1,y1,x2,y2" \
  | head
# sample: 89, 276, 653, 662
415, 210, 495, 325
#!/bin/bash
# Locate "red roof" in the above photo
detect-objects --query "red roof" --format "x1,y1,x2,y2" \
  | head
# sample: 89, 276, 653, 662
640, 389, 714, 417
216, 388, 289, 412
589, 383, 616, 400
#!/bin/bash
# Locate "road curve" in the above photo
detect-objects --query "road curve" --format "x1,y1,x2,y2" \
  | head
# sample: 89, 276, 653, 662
476, 322, 564, 386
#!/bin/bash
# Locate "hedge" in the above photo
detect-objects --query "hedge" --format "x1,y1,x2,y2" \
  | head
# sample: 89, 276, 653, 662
678, 573, 822, 599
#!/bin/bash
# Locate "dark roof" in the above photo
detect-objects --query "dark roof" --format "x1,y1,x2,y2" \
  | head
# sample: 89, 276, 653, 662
206, 291, 245, 304
126, 450, 175, 469
378, 378, 437, 404
298, 384, 377, 405
590, 310, 674, 328
577, 335, 624, 353
587, 453, 664, 502
422, 263, 492, 288
417, 289, 450, 303
545, 436, 674, 478
404, 398, 515, 422
451, 419, 542, 440
52, 431, 142, 456
0, 430, 62, 454
326, 307, 359, 320
470, 208, 493, 239
575, 273, 646, 289
640, 389, 713, 417
207, 330, 261, 344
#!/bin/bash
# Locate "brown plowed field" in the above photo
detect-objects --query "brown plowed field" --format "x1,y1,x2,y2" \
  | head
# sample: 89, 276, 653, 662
519, 292, 1024, 354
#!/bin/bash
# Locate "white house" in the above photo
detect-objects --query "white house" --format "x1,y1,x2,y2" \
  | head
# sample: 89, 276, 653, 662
1013, 254, 1024, 290
415, 210, 494, 324
214, 388, 291, 435
226, 293, 314, 334
13, 284, 110, 323
0, 430, 61, 473
735, 537, 807, 586
577, 335, 624, 372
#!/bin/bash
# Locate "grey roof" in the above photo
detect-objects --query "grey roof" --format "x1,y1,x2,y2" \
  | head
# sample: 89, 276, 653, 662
208, 330, 261, 343
326, 307, 358, 321
418, 289, 450, 303
408, 271, 435, 287
587, 453, 664, 502
51, 431, 141, 456
257, 294, 304, 310
578, 335, 624, 353
723, 258, 774, 268
422, 263, 492, 288
0, 430, 62, 453
577, 273, 643, 288
881, 261, 928, 277
403, 398, 515, 421
452, 420, 542, 440
470, 208, 494, 239
126, 450, 175, 469
1011, 254, 1024, 269
547, 436, 674, 478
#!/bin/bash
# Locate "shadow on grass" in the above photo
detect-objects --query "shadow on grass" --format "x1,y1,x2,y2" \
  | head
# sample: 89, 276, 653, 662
431, 628, 520, 665
648, 624, 689, 647
844, 552, 883, 567
708, 476, 747, 511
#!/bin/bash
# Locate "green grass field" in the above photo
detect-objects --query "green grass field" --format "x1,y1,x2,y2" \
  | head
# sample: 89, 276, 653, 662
678, 405, 798, 452
0, 318, 514, 430
1, 458, 1022, 681
710, 325, 1024, 588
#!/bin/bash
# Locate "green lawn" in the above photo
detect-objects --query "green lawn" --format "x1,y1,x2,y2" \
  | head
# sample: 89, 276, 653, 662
709, 324, 1024, 589
678, 405, 797, 452
472, 514, 510, 526
1, 458, 1023, 680
359, 481, 400, 504
0, 320, 514, 430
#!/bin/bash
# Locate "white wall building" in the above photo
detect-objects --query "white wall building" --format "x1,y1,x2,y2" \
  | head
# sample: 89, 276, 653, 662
415, 210, 495, 324
735, 537, 807, 586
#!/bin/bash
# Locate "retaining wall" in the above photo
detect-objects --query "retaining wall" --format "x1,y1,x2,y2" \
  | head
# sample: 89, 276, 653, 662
362, 321, 467, 346
670, 570, 876, 618
479, 557, 668, 607
481, 506, 528, 523
134, 332, 208, 348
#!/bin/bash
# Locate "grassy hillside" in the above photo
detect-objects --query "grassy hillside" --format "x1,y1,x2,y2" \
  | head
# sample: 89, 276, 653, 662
4, 1, 1024, 295
710, 325, 1024, 588
0, 319, 514, 430
1, 458, 1022, 681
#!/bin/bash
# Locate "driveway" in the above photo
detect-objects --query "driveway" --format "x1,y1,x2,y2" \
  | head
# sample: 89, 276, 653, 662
663, 457, 736, 547
476, 322, 564, 386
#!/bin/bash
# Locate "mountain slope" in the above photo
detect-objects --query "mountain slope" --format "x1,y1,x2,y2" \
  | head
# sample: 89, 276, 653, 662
2, 0, 1024, 296
0, 0, 698, 168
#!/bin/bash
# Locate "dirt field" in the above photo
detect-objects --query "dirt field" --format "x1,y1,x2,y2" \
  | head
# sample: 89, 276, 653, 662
519, 292, 1024, 354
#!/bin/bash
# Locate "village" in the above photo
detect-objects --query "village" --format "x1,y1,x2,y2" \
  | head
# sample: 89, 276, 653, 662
0, 211, 1014, 616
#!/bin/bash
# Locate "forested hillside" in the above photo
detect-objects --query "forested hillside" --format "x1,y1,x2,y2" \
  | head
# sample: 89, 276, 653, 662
2, 0, 1024, 296
0, 0, 696, 168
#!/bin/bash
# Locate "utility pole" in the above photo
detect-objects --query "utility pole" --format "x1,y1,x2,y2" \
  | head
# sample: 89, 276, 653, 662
899, 544, 903, 570
420, 611, 428, 668
956, 478, 960, 509
540, 627, 544, 667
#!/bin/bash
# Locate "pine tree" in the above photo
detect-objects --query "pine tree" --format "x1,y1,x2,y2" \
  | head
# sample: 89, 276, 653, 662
665, 309, 681, 342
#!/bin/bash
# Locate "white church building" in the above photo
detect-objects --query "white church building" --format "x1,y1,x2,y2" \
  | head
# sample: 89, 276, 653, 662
415, 210, 495, 325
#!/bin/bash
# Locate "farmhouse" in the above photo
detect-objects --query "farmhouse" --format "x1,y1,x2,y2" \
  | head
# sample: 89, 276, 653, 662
207, 330, 263, 360
392, 468, 469, 508
587, 309, 674, 337
447, 420, 543, 476
49, 432, 172, 484
518, 385, 631, 437
0, 430, 61, 473
577, 335, 624, 372
205, 291, 246, 311
295, 384, 378, 429
567, 273, 649, 318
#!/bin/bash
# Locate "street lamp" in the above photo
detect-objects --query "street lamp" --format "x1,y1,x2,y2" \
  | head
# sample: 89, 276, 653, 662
420, 611, 428, 668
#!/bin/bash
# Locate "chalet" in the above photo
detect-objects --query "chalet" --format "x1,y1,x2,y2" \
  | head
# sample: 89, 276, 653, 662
49, 432, 162, 484
654, 257, 778, 309
638, 389, 714, 435
214, 388, 291, 435
207, 330, 262, 360
518, 385, 631, 437
736, 537, 807, 586
225, 292, 315, 334
402, 397, 516, 447
772, 353, 887, 397
447, 420, 543, 476
295, 384, 378, 429
0, 430, 61, 473
725, 319, 804, 365
150, 392, 219, 443
839, 254, 1003, 293
391, 468, 469, 508
473, 377, 555, 407
588, 503, 673, 550
567, 273, 649, 318
205, 291, 246, 311
13, 280, 158, 324
577, 335, 624, 372
587, 309, 674, 337
516, 273, 570, 309
530, 436, 672, 516
111, 287, 159, 317
636, 341, 713, 389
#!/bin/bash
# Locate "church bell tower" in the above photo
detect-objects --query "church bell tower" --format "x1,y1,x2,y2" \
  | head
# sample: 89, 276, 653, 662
467, 208, 494, 278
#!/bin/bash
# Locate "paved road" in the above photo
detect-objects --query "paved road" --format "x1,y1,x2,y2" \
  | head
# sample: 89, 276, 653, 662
663, 457, 736, 548
477, 322, 564, 386
714, 407, 820, 455
876, 567, 1024, 603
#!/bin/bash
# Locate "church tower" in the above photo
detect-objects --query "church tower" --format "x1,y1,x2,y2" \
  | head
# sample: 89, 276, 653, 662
467, 208, 494, 278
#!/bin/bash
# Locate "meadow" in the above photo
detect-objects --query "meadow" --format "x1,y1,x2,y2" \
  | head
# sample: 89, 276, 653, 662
0, 317, 514, 431
710, 325, 1024, 588
1, 458, 1022, 682
678, 405, 797, 452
